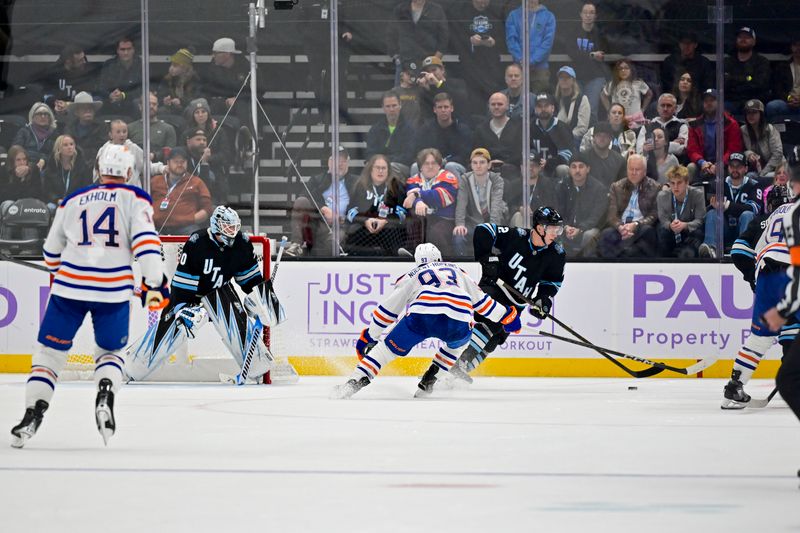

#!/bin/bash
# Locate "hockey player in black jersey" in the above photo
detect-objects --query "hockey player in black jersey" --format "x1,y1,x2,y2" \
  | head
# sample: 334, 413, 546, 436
417, 206, 566, 393
126, 206, 281, 384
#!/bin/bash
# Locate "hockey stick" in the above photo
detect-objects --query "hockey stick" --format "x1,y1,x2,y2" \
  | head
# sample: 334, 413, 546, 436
538, 331, 717, 376
495, 280, 664, 378
748, 387, 779, 408
0, 250, 50, 273
233, 236, 288, 385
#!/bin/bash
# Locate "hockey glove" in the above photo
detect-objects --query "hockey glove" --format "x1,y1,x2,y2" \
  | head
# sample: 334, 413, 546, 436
529, 295, 552, 319
356, 328, 378, 358
141, 276, 170, 310
500, 306, 521, 334
479, 257, 500, 285
176, 305, 208, 339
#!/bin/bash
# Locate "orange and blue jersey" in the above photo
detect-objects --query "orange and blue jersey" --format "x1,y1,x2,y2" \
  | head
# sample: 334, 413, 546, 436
406, 169, 458, 220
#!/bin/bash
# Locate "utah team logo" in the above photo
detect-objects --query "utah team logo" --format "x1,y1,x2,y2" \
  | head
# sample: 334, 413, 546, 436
470, 15, 492, 35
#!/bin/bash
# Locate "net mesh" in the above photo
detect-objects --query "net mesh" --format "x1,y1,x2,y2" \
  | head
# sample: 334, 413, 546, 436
62, 235, 295, 383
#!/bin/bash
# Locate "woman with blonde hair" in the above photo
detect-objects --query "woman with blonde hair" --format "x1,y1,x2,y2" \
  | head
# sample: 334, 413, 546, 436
42, 134, 92, 208
12, 102, 58, 166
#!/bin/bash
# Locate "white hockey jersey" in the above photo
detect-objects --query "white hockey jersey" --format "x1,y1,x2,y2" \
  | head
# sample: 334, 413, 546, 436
779, 200, 800, 317
43, 183, 164, 303
367, 261, 509, 338
754, 203, 793, 271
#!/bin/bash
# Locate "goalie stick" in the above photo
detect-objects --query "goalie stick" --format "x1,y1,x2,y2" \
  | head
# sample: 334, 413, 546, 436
495, 279, 664, 378
748, 387, 779, 408
232, 236, 288, 385
538, 331, 717, 376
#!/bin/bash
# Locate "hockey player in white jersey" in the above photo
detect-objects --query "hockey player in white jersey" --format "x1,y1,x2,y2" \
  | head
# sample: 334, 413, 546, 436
11, 144, 168, 448
331, 243, 522, 399
726, 184, 796, 408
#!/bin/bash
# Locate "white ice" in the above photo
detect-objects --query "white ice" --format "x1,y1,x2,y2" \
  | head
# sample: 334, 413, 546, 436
0, 375, 798, 533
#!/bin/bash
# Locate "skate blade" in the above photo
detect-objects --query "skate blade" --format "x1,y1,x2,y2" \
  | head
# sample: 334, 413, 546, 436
95, 407, 114, 446
720, 399, 748, 410
413, 388, 433, 399
330, 384, 356, 400
10, 433, 29, 449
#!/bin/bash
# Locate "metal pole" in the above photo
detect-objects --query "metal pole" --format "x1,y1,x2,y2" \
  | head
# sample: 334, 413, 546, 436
330, 0, 341, 256
521, 0, 531, 227
140, 0, 151, 193
249, 3, 261, 234
714, 0, 726, 258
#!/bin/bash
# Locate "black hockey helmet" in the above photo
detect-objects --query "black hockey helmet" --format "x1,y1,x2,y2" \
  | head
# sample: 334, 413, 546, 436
767, 184, 792, 213
533, 206, 563, 227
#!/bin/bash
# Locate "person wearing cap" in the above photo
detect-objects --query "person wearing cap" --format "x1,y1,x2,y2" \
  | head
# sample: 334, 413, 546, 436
698, 151, 761, 258
393, 60, 424, 127
416, 55, 468, 123
531, 92, 573, 179
63, 91, 108, 158
184, 98, 234, 175
150, 147, 212, 235
500, 63, 536, 119
448, 0, 505, 117
452, 147, 506, 256
554, 66, 591, 146
656, 164, 706, 258
413, 92, 471, 178
387, 0, 449, 87
98, 36, 142, 117
183, 127, 229, 203
127, 91, 178, 160
568, 2, 610, 122
157, 48, 202, 115
204, 37, 250, 115
635, 93, 689, 161
506, 150, 557, 228
766, 38, 800, 120
723, 26, 771, 114
598, 154, 660, 258
287, 147, 357, 257
42, 44, 98, 116
554, 152, 608, 257
505, 0, 556, 93
660, 31, 713, 95
579, 121, 626, 189
741, 99, 783, 178
365, 90, 416, 177
686, 88, 744, 183
472, 92, 522, 173
12, 102, 58, 167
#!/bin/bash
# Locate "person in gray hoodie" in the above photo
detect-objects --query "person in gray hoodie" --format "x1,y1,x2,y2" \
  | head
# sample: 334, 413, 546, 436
554, 152, 607, 257
452, 148, 506, 256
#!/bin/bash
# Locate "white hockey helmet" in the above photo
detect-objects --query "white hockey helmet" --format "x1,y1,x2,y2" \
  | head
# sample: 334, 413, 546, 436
210, 205, 241, 247
97, 144, 134, 182
414, 243, 442, 265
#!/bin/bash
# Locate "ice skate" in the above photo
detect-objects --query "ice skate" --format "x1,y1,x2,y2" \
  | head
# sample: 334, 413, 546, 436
330, 376, 371, 399
449, 359, 474, 385
721, 370, 751, 410
10, 400, 49, 449
414, 365, 440, 398
95, 378, 116, 445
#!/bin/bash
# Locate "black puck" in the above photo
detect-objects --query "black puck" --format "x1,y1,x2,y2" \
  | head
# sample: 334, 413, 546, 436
628, 386, 638, 391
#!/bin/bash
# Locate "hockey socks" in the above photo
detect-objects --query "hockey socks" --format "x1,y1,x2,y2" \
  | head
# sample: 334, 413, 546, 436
94, 351, 125, 394
25, 346, 66, 409
354, 342, 397, 381
732, 334, 774, 385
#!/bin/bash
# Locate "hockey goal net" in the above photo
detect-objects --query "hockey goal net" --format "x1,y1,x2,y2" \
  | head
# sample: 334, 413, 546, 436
62, 234, 297, 383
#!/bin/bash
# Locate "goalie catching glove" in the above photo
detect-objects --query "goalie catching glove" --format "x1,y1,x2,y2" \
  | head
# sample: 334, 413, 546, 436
141, 276, 170, 310
356, 328, 378, 358
500, 306, 522, 333
243, 280, 286, 327
529, 295, 552, 319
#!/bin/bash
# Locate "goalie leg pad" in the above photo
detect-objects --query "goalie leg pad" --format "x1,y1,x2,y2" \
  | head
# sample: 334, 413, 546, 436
26, 345, 67, 408
203, 284, 273, 380
125, 302, 190, 381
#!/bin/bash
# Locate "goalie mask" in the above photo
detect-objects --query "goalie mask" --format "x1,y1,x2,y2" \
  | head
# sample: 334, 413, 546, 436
414, 243, 442, 265
98, 144, 135, 182
210, 206, 241, 247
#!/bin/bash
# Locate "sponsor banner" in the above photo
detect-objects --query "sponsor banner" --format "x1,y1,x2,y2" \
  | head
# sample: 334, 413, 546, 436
0, 260, 774, 369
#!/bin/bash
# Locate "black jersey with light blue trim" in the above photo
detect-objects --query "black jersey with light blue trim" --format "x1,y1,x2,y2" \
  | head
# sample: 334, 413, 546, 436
473, 223, 566, 304
170, 229, 263, 304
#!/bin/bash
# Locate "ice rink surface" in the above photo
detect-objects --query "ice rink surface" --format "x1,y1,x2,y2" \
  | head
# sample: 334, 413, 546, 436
0, 374, 798, 533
